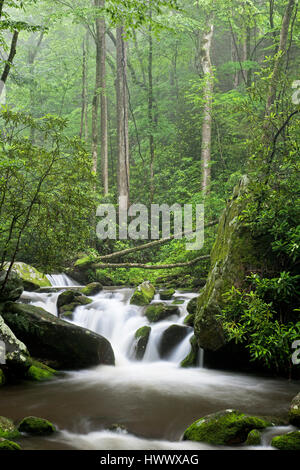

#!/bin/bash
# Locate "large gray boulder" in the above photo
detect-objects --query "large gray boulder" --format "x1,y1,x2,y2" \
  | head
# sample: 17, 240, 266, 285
1, 302, 115, 370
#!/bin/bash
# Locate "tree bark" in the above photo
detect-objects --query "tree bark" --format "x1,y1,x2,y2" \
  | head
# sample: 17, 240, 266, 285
200, 20, 214, 196
0, 30, 19, 98
148, 3, 155, 204
116, 25, 130, 207
80, 30, 89, 142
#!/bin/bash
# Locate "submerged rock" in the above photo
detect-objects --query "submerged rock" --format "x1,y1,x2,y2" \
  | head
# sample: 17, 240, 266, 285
159, 289, 175, 300
0, 438, 21, 450
159, 325, 190, 359
18, 416, 56, 436
134, 326, 151, 360
180, 335, 199, 368
145, 304, 180, 323
130, 281, 155, 306
288, 392, 300, 427
183, 409, 271, 445
80, 282, 103, 296
1, 302, 115, 370
0, 417, 20, 440
0, 270, 23, 302
271, 431, 300, 450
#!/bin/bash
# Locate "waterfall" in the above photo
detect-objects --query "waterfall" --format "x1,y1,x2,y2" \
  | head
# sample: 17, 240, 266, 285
25, 276, 202, 367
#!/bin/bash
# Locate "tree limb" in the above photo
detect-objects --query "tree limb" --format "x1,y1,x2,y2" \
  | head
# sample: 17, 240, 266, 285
93, 255, 210, 270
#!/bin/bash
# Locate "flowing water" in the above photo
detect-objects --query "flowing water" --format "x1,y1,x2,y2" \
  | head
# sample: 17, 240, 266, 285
0, 274, 298, 450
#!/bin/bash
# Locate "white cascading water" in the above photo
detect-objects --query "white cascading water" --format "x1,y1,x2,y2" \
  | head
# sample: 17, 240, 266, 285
25, 274, 200, 367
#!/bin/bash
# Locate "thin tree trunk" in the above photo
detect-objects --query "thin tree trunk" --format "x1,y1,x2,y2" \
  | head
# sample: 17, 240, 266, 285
0, 30, 19, 98
80, 32, 88, 141
116, 26, 130, 207
200, 20, 214, 196
148, 3, 155, 204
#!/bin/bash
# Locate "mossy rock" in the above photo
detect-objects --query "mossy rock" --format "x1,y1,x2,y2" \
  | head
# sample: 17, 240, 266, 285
194, 177, 271, 351
187, 297, 198, 316
159, 325, 190, 358
159, 289, 175, 300
74, 256, 94, 268
9, 262, 51, 291
145, 304, 179, 323
0, 369, 5, 386
18, 416, 56, 436
172, 299, 185, 305
183, 313, 195, 327
130, 281, 155, 306
80, 282, 103, 296
0, 270, 23, 302
2, 302, 115, 370
134, 326, 151, 360
0, 315, 29, 372
271, 431, 300, 450
26, 360, 57, 382
57, 290, 92, 316
288, 392, 300, 427
183, 409, 271, 445
57, 290, 82, 309
245, 429, 262, 446
0, 417, 20, 440
181, 335, 199, 368
0, 438, 21, 450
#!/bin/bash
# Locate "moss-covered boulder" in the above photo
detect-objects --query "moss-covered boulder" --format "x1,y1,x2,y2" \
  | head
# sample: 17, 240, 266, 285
159, 325, 190, 358
159, 289, 175, 300
134, 326, 151, 360
245, 429, 262, 446
80, 282, 103, 296
187, 297, 198, 316
18, 416, 56, 436
288, 392, 300, 427
26, 360, 57, 382
1, 302, 115, 370
181, 335, 199, 368
0, 270, 23, 302
130, 281, 155, 306
57, 290, 92, 317
0, 417, 20, 440
271, 431, 300, 450
172, 299, 185, 305
183, 409, 271, 445
145, 303, 180, 323
6, 262, 51, 291
194, 177, 268, 351
0, 438, 21, 450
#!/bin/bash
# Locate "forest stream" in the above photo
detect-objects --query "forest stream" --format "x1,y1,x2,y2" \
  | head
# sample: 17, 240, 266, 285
0, 274, 298, 451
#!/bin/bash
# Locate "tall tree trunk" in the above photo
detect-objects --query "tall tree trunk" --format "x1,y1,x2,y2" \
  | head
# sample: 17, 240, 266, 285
148, 3, 155, 204
265, 0, 296, 116
80, 30, 88, 142
96, 0, 108, 196
116, 26, 130, 208
200, 20, 214, 196
0, 30, 19, 98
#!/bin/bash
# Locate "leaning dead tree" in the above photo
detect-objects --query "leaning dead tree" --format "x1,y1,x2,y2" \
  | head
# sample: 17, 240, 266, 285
86, 219, 218, 270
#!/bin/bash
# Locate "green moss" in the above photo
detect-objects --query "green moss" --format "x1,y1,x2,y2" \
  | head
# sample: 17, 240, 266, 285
183, 410, 271, 445
135, 326, 151, 340
134, 326, 151, 360
130, 282, 155, 306
80, 282, 103, 296
18, 416, 56, 436
0, 417, 20, 440
160, 289, 175, 300
26, 364, 55, 382
271, 431, 300, 450
181, 335, 198, 368
74, 256, 94, 268
0, 439, 21, 450
172, 299, 185, 305
6, 262, 51, 291
187, 297, 198, 316
145, 304, 179, 323
245, 429, 262, 446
